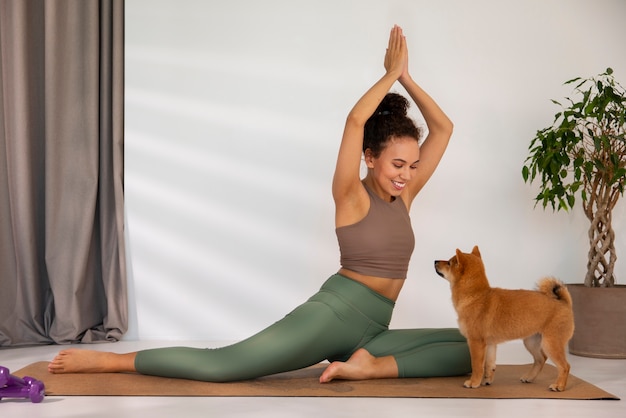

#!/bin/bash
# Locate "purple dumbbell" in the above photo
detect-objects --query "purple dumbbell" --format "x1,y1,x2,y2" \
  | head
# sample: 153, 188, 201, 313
0, 366, 45, 403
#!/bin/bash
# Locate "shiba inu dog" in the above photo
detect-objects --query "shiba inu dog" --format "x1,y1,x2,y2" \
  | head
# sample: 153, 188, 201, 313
434, 246, 574, 391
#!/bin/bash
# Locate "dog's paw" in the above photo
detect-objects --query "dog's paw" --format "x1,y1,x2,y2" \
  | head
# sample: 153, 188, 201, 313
520, 375, 534, 383
463, 379, 482, 389
549, 383, 565, 392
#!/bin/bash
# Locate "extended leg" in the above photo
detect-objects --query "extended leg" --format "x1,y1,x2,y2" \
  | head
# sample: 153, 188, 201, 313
134, 300, 365, 382
134, 275, 394, 382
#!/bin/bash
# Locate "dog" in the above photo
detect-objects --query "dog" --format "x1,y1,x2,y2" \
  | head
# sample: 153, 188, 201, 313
434, 246, 574, 391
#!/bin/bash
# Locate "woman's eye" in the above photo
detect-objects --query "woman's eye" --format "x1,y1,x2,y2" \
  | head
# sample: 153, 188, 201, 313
393, 164, 403, 169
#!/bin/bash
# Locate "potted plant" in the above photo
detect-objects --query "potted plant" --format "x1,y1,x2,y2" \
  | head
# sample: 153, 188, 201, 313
522, 68, 626, 358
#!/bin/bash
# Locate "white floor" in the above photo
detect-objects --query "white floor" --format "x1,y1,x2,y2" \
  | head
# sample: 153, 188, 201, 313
1, 340, 624, 418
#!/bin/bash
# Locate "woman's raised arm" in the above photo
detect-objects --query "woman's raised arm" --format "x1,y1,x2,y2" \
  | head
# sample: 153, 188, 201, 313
332, 25, 407, 205
398, 70, 454, 201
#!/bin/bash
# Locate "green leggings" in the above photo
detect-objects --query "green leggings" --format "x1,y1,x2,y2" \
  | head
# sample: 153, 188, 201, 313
135, 274, 471, 382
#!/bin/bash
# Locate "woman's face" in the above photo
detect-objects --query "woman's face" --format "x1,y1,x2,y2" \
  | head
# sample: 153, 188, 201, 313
365, 136, 420, 201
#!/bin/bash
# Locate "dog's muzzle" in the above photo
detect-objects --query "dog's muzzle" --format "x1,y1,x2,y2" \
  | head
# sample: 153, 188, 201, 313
434, 260, 446, 278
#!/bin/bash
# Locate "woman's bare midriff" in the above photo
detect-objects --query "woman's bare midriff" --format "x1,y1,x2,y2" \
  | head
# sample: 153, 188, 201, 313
338, 268, 405, 301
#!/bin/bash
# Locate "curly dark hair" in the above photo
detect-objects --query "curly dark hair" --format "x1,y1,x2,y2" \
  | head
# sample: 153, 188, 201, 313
363, 93, 421, 157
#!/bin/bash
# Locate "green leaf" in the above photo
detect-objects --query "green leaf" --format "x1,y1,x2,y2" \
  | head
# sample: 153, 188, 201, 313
611, 153, 620, 167
567, 194, 575, 208
594, 136, 602, 151
564, 76, 582, 85
612, 167, 626, 184
593, 159, 606, 171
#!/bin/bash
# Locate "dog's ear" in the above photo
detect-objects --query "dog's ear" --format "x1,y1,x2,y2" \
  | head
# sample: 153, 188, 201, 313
454, 249, 466, 273
471, 245, 481, 258
455, 248, 464, 265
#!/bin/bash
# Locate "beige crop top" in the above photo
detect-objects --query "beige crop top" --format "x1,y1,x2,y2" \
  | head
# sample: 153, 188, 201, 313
336, 183, 415, 279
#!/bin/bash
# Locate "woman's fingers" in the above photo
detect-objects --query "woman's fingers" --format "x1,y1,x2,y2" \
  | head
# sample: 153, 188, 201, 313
385, 25, 407, 75
389, 25, 401, 52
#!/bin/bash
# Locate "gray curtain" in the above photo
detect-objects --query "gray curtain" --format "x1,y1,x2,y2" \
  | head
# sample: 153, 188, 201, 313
0, 0, 126, 346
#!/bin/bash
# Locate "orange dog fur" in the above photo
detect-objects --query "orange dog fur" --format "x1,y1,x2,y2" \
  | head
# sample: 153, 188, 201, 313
434, 246, 574, 391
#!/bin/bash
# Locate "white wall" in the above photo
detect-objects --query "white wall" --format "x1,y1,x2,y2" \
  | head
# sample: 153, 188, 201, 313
124, 0, 626, 341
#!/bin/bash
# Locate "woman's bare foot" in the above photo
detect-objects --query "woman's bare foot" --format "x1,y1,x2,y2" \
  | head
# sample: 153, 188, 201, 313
48, 349, 137, 374
319, 348, 398, 383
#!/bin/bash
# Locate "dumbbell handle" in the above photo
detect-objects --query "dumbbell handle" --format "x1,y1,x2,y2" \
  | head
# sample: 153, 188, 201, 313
0, 366, 26, 387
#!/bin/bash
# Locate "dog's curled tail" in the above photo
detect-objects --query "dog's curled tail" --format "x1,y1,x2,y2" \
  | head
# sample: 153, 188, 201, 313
537, 277, 572, 306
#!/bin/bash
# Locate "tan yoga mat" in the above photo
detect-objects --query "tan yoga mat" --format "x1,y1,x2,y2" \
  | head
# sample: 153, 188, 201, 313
13, 362, 619, 400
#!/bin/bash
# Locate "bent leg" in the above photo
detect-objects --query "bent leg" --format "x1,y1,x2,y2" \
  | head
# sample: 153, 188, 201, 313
362, 328, 471, 378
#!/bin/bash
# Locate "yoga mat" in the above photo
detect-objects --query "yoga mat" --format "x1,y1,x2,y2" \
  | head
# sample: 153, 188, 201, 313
13, 362, 619, 400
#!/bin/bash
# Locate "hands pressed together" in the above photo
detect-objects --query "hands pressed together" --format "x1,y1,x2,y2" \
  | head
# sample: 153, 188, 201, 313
384, 25, 410, 83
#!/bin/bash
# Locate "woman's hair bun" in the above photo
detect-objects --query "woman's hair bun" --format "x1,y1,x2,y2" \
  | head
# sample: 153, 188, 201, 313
376, 92, 409, 116
364, 92, 420, 156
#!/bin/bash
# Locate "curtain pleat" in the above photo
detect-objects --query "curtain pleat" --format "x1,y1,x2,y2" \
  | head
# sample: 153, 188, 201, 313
0, 0, 126, 346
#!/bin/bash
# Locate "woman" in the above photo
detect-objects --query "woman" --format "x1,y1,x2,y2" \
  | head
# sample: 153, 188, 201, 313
48, 25, 470, 383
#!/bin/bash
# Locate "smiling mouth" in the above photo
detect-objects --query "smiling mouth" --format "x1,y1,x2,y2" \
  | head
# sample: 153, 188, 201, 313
392, 181, 406, 190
